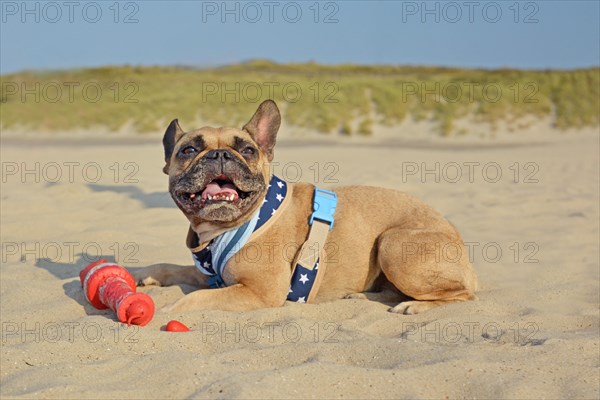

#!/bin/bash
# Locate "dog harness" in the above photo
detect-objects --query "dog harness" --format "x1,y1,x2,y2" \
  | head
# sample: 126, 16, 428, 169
187, 175, 337, 303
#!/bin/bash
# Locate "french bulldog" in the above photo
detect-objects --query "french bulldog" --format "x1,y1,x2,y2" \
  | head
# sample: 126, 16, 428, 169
134, 99, 477, 314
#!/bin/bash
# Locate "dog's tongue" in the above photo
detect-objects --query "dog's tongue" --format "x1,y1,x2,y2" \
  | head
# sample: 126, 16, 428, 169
202, 181, 238, 199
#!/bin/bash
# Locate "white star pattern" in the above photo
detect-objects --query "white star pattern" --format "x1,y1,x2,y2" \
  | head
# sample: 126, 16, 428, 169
289, 287, 293, 293
314, 262, 319, 270
275, 193, 283, 202
277, 181, 284, 188
203, 261, 211, 269
299, 274, 309, 284
271, 208, 277, 216
297, 297, 306, 303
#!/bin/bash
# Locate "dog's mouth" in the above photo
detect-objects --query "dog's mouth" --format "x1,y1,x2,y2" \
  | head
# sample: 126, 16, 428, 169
176, 175, 253, 208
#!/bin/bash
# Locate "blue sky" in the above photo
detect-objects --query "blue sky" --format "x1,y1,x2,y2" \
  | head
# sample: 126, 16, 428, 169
1, 0, 599, 73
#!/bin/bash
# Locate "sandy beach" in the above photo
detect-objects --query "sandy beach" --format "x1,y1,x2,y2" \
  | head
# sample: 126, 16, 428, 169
1, 130, 598, 399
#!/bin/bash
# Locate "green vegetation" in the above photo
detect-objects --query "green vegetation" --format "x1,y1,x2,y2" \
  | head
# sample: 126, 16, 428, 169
1, 61, 598, 136
358, 118, 374, 136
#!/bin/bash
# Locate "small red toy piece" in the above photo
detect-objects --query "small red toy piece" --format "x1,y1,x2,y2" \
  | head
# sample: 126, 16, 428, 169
80, 259, 154, 326
166, 320, 190, 332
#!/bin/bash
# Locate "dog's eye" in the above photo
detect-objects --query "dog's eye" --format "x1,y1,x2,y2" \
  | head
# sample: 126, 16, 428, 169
180, 146, 198, 156
241, 146, 255, 156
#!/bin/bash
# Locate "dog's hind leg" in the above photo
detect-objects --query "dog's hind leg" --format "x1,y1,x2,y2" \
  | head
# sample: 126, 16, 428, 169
344, 279, 408, 303
344, 289, 403, 302
377, 226, 478, 315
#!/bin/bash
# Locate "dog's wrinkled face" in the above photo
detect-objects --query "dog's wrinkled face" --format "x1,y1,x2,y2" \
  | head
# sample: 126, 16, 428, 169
169, 127, 267, 223
162, 100, 281, 229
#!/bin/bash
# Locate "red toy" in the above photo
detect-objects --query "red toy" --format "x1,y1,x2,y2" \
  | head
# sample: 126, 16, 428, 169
80, 259, 154, 326
166, 320, 190, 332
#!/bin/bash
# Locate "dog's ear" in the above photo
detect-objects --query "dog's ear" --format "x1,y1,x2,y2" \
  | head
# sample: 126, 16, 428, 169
242, 100, 281, 161
163, 119, 185, 174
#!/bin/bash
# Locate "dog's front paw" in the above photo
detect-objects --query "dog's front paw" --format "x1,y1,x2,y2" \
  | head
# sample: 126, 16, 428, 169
131, 269, 163, 287
389, 300, 436, 315
344, 293, 368, 300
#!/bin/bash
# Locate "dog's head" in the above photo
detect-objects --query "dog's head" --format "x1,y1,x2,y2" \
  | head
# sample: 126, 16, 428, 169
163, 100, 281, 229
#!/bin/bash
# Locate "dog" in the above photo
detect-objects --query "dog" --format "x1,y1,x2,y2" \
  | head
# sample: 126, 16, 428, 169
134, 99, 477, 314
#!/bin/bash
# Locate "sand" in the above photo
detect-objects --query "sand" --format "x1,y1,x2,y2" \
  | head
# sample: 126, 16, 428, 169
0, 130, 598, 399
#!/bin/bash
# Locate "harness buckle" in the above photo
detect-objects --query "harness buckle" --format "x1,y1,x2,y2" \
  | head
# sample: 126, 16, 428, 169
309, 188, 337, 230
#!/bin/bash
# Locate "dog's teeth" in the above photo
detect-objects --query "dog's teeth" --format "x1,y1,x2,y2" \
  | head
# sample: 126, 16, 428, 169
205, 193, 236, 201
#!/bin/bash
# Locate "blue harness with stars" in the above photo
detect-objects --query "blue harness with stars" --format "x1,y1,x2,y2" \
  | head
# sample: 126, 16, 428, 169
188, 175, 337, 303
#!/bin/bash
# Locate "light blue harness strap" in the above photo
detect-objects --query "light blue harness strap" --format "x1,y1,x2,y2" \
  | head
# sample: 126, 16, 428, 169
287, 187, 337, 303
207, 210, 259, 288
310, 188, 338, 229
190, 178, 338, 300
191, 175, 288, 288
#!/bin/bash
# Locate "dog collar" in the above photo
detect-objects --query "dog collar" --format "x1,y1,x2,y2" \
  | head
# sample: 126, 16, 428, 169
187, 176, 338, 304
188, 175, 289, 288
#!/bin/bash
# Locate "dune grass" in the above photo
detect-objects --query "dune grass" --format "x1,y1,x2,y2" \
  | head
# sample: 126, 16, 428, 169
1, 60, 598, 136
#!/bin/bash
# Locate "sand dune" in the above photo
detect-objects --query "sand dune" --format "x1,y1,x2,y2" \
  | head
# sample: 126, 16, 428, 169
1, 131, 598, 399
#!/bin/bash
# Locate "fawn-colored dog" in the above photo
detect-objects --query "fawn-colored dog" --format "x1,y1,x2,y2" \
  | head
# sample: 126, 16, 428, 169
134, 100, 477, 314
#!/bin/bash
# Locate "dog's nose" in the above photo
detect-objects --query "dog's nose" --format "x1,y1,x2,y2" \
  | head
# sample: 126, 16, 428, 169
205, 149, 233, 161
